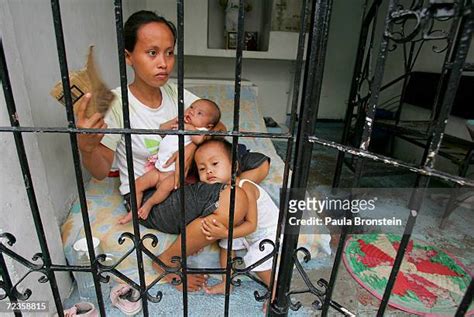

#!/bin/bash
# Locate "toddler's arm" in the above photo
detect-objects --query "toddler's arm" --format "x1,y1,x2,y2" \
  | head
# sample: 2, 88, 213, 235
202, 186, 248, 232
201, 185, 257, 240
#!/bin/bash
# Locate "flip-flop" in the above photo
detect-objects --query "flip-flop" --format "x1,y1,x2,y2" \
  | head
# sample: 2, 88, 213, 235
110, 284, 142, 316
54, 302, 98, 317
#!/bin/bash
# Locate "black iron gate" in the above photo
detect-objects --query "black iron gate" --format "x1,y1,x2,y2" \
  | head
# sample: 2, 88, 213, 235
0, 0, 473, 316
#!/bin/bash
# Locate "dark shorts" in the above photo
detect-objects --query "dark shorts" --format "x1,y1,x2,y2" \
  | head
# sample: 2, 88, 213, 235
238, 147, 270, 172
124, 182, 225, 234
122, 149, 270, 233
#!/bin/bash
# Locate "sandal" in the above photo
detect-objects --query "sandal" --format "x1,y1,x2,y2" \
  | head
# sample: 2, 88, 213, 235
110, 284, 142, 316
54, 302, 98, 317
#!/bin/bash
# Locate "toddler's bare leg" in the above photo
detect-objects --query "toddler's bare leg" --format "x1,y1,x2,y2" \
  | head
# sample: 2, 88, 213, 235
205, 248, 234, 294
118, 212, 133, 224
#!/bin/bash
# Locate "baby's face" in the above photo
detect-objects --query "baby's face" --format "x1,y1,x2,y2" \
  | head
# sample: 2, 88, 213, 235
184, 101, 216, 128
195, 143, 232, 184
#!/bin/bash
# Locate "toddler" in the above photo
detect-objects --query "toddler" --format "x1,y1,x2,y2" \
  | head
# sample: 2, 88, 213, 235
196, 139, 279, 294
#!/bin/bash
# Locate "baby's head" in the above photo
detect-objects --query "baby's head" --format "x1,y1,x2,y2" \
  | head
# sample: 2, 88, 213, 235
194, 138, 237, 184
184, 99, 221, 129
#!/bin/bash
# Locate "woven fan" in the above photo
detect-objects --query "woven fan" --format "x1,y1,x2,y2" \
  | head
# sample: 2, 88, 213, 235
50, 46, 115, 117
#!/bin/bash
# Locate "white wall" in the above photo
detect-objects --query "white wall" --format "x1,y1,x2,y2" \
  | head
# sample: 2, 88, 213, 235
0, 0, 138, 308
2, 0, 124, 225
145, 0, 365, 124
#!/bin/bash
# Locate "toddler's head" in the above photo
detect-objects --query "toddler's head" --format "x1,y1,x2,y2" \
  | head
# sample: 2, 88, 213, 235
195, 139, 236, 184
184, 99, 221, 129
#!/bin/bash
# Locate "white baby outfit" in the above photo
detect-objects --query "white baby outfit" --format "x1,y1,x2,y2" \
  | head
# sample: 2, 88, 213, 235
219, 179, 279, 272
155, 127, 208, 172
101, 84, 199, 195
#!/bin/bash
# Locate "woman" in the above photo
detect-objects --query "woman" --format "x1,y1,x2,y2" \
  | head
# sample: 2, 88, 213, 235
76, 11, 269, 291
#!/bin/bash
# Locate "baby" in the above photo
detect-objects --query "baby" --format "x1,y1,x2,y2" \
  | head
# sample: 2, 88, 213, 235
118, 99, 221, 224
196, 139, 279, 295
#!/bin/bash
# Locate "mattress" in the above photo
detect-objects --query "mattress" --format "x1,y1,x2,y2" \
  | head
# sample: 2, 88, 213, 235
61, 83, 330, 285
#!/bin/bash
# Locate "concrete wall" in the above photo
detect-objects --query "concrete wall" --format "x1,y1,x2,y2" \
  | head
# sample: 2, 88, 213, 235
0, 0, 138, 309
145, 0, 365, 124
1, 0, 123, 225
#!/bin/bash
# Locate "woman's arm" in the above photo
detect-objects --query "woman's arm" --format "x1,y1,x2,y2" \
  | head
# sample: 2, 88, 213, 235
207, 186, 248, 229
239, 159, 270, 184
76, 94, 114, 179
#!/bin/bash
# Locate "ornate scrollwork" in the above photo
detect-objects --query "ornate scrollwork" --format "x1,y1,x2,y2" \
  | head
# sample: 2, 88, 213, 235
385, 0, 456, 44
0, 281, 7, 300
95, 231, 174, 303
285, 247, 330, 312
229, 239, 276, 302
0, 233, 49, 301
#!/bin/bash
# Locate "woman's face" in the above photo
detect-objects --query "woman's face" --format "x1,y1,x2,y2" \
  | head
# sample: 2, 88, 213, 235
126, 22, 175, 88
195, 143, 233, 184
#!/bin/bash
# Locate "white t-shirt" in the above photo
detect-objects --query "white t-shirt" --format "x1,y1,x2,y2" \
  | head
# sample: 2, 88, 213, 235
155, 127, 208, 172
101, 83, 199, 195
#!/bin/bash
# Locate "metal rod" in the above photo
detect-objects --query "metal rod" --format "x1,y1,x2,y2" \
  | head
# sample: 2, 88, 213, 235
50, 0, 105, 313
0, 126, 292, 139
456, 278, 474, 316
377, 2, 473, 315
0, 251, 21, 317
0, 37, 65, 316
332, 0, 371, 188
309, 136, 474, 187
268, 0, 311, 312
176, 0, 189, 314
323, 0, 398, 315
271, 0, 333, 315
114, 2, 149, 315
224, 1, 245, 315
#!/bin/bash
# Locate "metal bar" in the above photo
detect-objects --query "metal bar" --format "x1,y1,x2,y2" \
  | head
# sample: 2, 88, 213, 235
268, 0, 311, 312
0, 251, 21, 317
377, 3, 474, 315
354, 72, 412, 107
461, 62, 473, 71
271, 0, 333, 315
332, 0, 371, 188
224, 1, 245, 315
0, 38, 65, 316
0, 126, 292, 139
324, 0, 398, 315
308, 136, 474, 187
49, 0, 105, 313
363, 0, 384, 27
429, 2, 465, 127
456, 278, 474, 316
176, 0, 188, 315
113, 2, 149, 315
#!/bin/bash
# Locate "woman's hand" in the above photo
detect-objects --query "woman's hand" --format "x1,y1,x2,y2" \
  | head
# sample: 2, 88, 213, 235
75, 93, 114, 180
76, 93, 107, 153
163, 142, 197, 188
201, 218, 228, 240
159, 117, 177, 131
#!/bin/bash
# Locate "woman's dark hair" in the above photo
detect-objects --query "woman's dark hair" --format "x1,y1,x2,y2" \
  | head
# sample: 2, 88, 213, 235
124, 10, 177, 52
